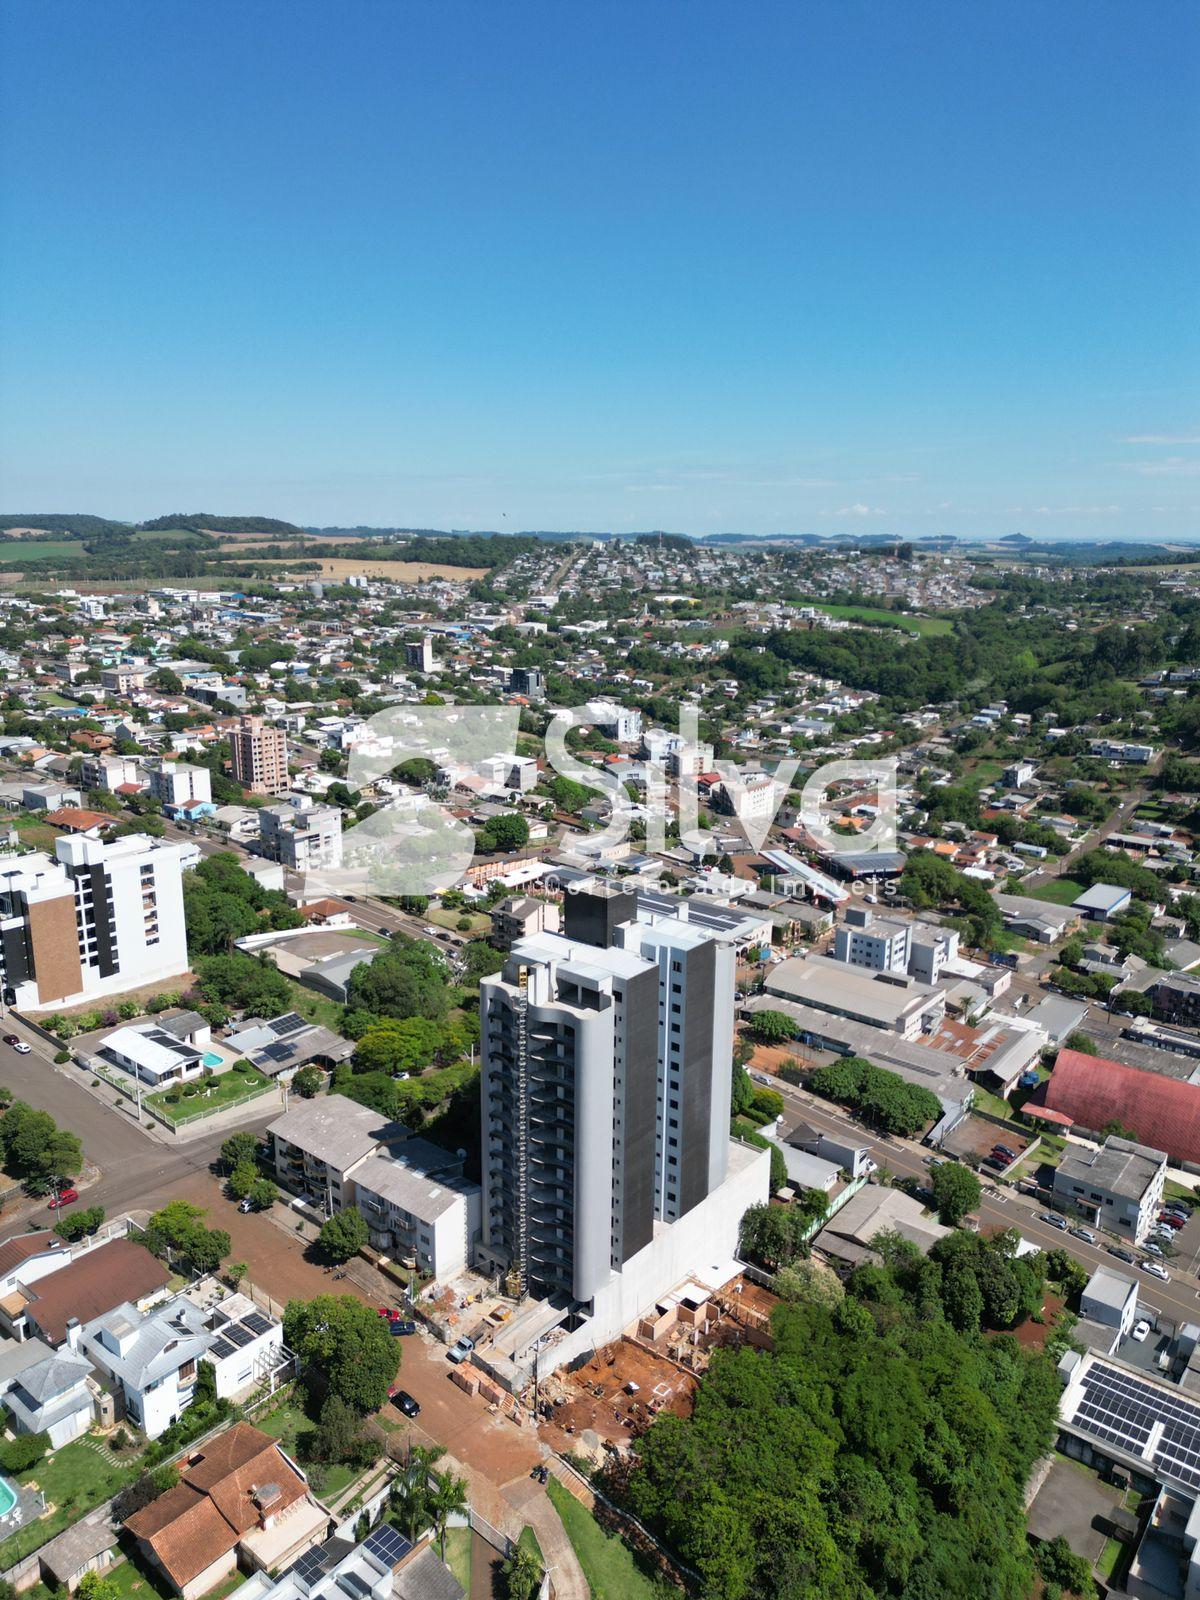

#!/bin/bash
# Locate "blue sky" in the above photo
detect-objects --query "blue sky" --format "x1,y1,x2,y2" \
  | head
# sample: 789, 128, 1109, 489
1, 0, 1196, 538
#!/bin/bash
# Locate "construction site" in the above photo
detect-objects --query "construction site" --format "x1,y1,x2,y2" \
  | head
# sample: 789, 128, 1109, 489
535, 1272, 781, 1457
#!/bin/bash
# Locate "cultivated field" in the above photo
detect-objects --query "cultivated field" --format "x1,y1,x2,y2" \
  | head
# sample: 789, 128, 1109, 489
228, 556, 488, 581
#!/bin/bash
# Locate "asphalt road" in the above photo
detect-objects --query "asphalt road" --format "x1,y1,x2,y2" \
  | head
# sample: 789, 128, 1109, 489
774, 1077, 1200, 1330
0, 1032, 276, 1237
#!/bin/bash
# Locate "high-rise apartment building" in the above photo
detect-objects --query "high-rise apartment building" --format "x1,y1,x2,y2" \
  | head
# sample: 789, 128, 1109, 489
230, 716, 288, 796
0, 834, 190, 1009
479, 883, 761, 1327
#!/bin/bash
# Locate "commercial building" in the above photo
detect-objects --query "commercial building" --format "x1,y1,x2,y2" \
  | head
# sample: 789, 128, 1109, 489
583, 699, 642, 743
231, 715, 289, 796
258, 795, 343, 876
0, 833, 190, 1009
509, 666, 545, 699
1042, 1047, 1200, 1167
764, 953, 945, 1039
1079, 1267, 1139, 1341
833, 907, 910, 973
1072, 883, 1134, 922
1053, 1135, 1167, 1244
478, 754, 539, 792
477, 882, 769, 1370
1151, 973, 1200, 1027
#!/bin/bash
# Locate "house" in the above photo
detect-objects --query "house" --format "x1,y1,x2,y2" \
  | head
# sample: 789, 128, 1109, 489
5, 1347, 95, 1447
37, 1519, 120, 1593
1080, 1266, 1139, 1339
234, 1528, 462, 1600
44, 806, 117, 838
1052, 1135, 1167, 1245
82, 1295, 212, 1438
125, 1422, 330, 1599
994, 893, 1081, 944
223, 1013, 353, 1080
94, 1022, 209, 1088
0, 1231, 72, 1304
14, 1239, 172, 1346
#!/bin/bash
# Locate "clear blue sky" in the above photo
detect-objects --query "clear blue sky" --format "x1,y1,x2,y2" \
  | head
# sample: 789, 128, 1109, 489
1, 0, 1196, 539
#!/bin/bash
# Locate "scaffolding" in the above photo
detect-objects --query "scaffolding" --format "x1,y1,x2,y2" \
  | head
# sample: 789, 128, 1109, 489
506, 964, 530, 1301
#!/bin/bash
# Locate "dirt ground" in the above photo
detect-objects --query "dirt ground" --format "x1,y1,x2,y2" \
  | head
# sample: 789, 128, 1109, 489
941, 1113, 1033, 1167
540, 1338, 697, 1451
1009, 1290, 1067, 1350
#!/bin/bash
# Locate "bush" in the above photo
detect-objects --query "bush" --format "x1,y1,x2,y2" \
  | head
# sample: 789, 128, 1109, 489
0, 1431, 49, 1472
54, 1050, 70, 1064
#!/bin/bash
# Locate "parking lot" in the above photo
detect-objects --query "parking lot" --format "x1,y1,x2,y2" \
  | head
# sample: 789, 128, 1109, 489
940, 1113, 1035, 1174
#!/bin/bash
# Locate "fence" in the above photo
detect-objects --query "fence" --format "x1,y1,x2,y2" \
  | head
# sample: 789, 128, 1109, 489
551, 1455, 698, 1592
76, 1053, 274, 1133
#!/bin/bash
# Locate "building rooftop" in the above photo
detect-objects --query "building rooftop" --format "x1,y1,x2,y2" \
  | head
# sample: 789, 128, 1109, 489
350, 1154, 473, 1221
268, 1092, 401, 1172
765, 954, 940, 1027
1059, 1135, 1167, 1202
1073, 883, 1134, 914
21, 1239, 172, 1345
1084, 1266, 1138, 1314
1044, 1049, 1200, 1166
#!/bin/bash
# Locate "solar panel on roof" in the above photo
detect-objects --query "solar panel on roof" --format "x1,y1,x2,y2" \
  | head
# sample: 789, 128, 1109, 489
272, 1012, 308, 1037
292, 1549, 326, 1590
263, 1041, 297, 1063
362, 1525, 412, 1567
224, 1322, 253, 1347
243, 1311, 272, 1336
210, 1338, 236, 1360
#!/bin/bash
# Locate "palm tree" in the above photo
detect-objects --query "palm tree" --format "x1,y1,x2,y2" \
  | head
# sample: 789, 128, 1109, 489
428, 1469, 469, 1560
389, 1443, 444, 1542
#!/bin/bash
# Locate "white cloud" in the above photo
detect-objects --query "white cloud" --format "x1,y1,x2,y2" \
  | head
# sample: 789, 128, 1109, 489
1129, 457, 1200, 478
1123, 433, 1200, 445
833, 502, 886, 517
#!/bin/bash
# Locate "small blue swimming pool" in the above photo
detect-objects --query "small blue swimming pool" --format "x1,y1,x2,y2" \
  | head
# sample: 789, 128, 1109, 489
202, 1051, 224, 1069
0, 1476, 17, 1516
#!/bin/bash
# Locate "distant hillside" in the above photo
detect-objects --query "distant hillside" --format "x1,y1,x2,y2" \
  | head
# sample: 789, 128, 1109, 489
138, 513, 305, 535
0, 513, 130, 536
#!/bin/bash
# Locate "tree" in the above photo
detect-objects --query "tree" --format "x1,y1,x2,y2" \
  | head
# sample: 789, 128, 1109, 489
144, 1200, 230, 1275
248, 1177, 277, 1211
284, 1295, 400, 1413
931, 1163, 983, 1226
312, 1395, 375, 1467
220, 1131, 259, 1172
429, 1467, 469, 1559
293, 1065, 323, 1098
228, 1161, 258, 1201
76, 1573, 118, 1600
773, 1260, 845, 1309
751, 1010, 796, 1044
318, 1208, 368, 1264
502, 1543, 545, 1600
346, 939, 448, 1022
479, 813, 529, 853
1065, 1032, 1097, 1055
1034, 1535, 1097, 1600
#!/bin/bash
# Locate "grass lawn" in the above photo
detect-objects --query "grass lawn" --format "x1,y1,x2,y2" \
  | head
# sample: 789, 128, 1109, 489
970, 1087, 1015, 1120
442, 1525, 472, 1595
0, 1435, 143, 1567
969, 759, 1007, 787
1030, 877, 1087, 906
517, 1525, 544, 1563
545, 1478, 663, 1600
282, 977, 347, 1033
1166, 1178, 1198, 1203
785, 598, 954, 636
12, 812, 64, 851
147, 1060, 272, 1124
428, 906, 489, 935
0, 539, 87, 565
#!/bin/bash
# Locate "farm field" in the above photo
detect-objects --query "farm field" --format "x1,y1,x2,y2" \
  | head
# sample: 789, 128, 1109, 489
225, 557, 488, 582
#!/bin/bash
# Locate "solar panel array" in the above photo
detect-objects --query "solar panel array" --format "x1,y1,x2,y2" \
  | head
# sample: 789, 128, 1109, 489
210, 1337, 236, 1360
362, 1525, 412, 1567
244, 1311, 273, 1337
291, 1549, 326, 1589
263, 1041, 298, 1063
1076, 1363, 1200, 1491
208, 1314, 275, 1361
272, 1013, 309, 1038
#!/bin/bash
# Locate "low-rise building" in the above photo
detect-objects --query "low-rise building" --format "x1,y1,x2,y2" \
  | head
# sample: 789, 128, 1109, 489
259, 795, 343, 876
490, 894, 559, 949
1073, 883, 1134, 922
267, 1093, 403, 1214
349, 1152, 481, 1283
5, 1347, 94, 1447
1080, 1266, 1139, 1339
1053, 1135, 1167, 1244
82, 1295, 211, 1438
764, 954, 945, 1039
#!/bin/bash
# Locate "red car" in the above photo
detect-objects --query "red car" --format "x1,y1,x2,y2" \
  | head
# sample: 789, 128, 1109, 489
1158, 1213, 1187, 1229
48, 1188, 78, 1209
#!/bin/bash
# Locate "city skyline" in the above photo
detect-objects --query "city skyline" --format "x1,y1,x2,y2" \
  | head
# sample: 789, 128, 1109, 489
1, 0, 1196, 538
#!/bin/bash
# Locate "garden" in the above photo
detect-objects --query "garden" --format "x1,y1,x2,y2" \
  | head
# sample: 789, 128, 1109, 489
146, 1060, 272, 1124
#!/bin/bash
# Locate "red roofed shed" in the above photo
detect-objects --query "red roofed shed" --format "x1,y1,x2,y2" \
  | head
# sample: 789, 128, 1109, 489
1043, 1048, 1200, 1166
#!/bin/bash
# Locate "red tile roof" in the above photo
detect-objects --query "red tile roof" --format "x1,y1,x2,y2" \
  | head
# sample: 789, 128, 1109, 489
1043, 1048, 1200, 1164
21, 1238, 171, 1344
45, 807, 115, 833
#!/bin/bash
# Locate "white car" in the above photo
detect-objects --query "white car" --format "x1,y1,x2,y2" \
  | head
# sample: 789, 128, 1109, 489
1141, 1260, 1170, 1281
1131, 1320, 1151, 1343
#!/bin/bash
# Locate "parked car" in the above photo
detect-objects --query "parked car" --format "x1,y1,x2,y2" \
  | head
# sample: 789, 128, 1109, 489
992, 1146, 1017, 1162
48, 1188, 78, 1208
1142, 1260, 1170, 1281
447, 1336, 475, 1364
390, 1319, 417, 1337
1069, 1226, 1097, 1245
2, 1034, 30, 1054
1144, 1241, 1165, 1257
237, 1197, 254, 1213
1131, 1319, 1152, 1343
1108, 1247, 1136, 1263
389, 1388, 420, 1417
1160, 1213, 1188, 1228
923, 1155, 941, 1168
1045, 1213, 1068, 1230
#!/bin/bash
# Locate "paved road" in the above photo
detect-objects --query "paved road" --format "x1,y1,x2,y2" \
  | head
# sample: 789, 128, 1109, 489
0, 1033, 276, 1236
773, 1077, 1200, 1329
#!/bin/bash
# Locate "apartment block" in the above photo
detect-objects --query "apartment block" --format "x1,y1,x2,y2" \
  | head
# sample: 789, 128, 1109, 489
147, 761, 212, 811
0, 833, 190, 1009
230, 715, 289, 796
479, 883, 763, 1325
1053, 1136, 1167, 1244
258, 795, 343, 875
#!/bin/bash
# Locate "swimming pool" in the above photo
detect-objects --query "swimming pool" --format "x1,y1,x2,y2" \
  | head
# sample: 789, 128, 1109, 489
202, 1051, 224, 1069
0, 1475, 17, 1516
